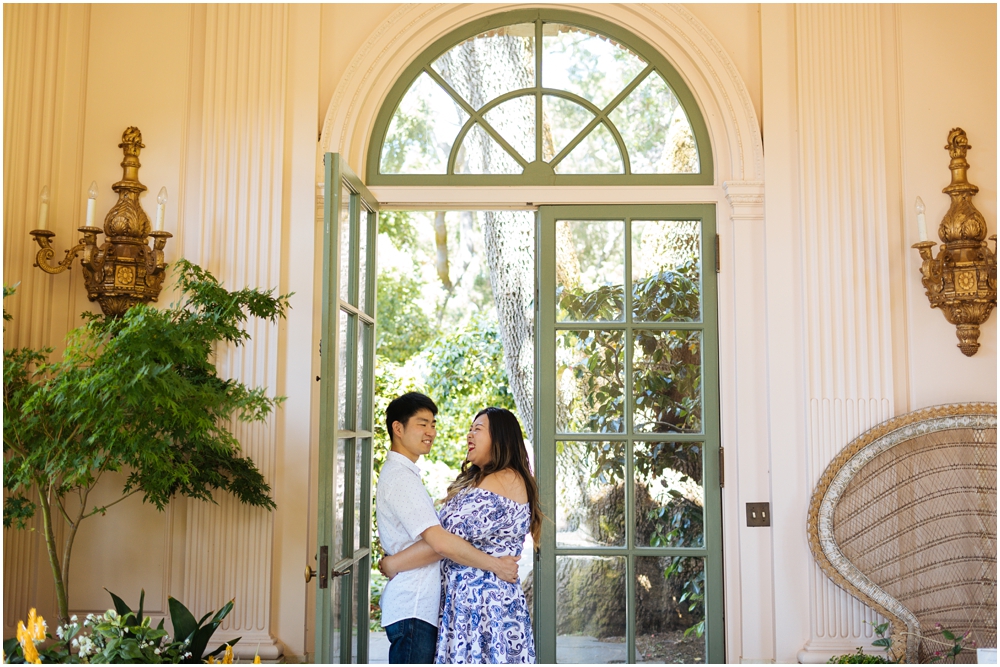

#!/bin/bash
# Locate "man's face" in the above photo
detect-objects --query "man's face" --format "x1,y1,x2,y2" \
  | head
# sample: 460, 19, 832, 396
391, 408, 436, 462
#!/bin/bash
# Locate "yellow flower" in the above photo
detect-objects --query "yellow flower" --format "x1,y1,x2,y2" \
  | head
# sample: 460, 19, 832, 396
206, 656, 215, 664
254, 655, 261, 664
222, 644, 234, 664
16, 609, 45, 664
21, 639, 40, 665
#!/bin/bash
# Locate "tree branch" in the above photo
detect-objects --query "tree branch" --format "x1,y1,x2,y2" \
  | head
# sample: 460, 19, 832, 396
81, 487, 141, 519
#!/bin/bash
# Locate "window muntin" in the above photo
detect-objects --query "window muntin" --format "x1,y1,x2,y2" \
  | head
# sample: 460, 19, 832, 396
369, 11, 711, 184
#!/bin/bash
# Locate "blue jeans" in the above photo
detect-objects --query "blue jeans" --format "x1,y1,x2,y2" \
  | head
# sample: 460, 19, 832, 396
385, 618, 438, 664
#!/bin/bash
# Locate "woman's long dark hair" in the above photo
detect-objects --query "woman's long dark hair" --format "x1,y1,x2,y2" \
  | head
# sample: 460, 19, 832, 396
445, 407, 542, 544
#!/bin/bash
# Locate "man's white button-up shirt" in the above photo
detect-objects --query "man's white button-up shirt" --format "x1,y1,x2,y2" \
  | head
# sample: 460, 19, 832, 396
376, 451, 443, 628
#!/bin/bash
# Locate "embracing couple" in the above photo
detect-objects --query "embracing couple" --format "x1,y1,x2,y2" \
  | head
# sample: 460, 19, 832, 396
376, 392, 540, 664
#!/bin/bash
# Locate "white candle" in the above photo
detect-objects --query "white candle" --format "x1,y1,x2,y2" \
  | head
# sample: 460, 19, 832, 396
86, 181, 98, 227
155, 186, 167, 231
915, 196, 927, 242
38, 186, 49, 230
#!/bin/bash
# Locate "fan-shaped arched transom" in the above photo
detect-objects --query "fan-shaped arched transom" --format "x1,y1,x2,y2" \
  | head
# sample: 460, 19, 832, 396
367, 9, 713, 186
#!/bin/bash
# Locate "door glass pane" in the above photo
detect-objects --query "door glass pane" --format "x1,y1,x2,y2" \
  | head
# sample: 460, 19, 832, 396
358, 208, 369, 314
555, 122, 624, 174
542, 95, 595, 162
631, 220, 702, 322
556, 220, 624, 322
353, 438, 363, 551
380, 71, 470, 174
331, 438, 347, 659
634, 556, 706, 663
542, 23, 647, 109
349, 569, 359, 663
609, 72, 699, 174
340, 186, 352, 304
483, 95, 535, 162
431, 23, 535, 109
455, 123, 523, 174
633, 330, 702, 434
357, 323, 371, 430
556, 441, 626, 547
337, 310, 349, 429
556, 555, 627, 664
635, 441, 704, 548
556, 330, 624, 433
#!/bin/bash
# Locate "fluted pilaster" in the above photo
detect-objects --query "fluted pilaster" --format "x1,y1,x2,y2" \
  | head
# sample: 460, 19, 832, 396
2, 3, 90, 634
181, 4, 289, 660
795, 4, 896, 656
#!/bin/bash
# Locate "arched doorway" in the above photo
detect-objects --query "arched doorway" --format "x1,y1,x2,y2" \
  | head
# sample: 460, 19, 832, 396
317, 5, 765, 663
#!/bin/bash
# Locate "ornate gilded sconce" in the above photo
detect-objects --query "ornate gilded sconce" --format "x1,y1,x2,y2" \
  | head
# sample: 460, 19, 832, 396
912, 128, 997, 356
29, 127, 172, 318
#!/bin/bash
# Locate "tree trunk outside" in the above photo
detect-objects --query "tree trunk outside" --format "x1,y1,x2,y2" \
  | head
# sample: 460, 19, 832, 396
437, 32, 538, 440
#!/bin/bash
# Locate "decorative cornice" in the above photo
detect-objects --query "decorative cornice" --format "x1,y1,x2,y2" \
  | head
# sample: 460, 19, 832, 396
723, 180, 764, 221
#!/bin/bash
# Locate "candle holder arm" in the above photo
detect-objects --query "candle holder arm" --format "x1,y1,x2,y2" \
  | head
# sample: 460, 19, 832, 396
147, 231, 172, 272
30, 227, 103, 275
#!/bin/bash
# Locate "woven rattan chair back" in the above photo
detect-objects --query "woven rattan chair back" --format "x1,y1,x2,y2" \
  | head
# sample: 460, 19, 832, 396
807, 403, 996, 663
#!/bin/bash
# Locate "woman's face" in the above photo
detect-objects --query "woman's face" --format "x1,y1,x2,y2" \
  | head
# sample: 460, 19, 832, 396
466, 413, 492, 468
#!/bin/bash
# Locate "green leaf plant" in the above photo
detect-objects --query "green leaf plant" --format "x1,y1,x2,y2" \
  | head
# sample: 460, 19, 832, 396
3, 589, 239, 663
3, 260, 291, 623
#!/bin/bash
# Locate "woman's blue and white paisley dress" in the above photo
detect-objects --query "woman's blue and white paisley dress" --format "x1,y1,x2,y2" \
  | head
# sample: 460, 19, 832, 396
434, 487, 536, 664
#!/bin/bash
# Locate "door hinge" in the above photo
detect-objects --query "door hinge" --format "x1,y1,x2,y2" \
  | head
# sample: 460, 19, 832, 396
719, 447, 725, 488
715, 234, 721, 273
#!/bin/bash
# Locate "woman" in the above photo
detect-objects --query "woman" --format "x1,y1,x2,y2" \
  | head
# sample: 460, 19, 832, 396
379, 407, 541, 664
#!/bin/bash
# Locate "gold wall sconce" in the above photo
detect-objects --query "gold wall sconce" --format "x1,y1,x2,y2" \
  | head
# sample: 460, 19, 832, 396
912, 128, 997, 356
29, 127, 172, 318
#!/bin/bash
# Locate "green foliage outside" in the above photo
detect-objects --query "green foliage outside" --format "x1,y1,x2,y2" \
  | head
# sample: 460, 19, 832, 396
369, 211, 519, 628
558, 257, 706, 637
376, 270, 432, 364
3, 261, 289, 623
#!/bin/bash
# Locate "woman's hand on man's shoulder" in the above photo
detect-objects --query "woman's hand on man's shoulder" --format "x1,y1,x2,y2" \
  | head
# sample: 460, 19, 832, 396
479, 468, 528, 504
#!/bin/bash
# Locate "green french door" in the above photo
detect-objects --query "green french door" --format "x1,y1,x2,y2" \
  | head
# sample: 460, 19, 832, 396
316, 154, 378, 664
535, 205, 724, 664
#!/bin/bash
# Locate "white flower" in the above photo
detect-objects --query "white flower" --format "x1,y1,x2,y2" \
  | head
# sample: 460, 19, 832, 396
154, 648, 161, 655
56, 626, 64, 638
72, 638, 79, 647
70, 615, 78, 622
77, 635, 95, 658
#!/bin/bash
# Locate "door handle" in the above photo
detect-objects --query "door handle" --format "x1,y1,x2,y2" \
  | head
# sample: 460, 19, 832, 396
305, 565, 317, 583
331, 548, 369, 578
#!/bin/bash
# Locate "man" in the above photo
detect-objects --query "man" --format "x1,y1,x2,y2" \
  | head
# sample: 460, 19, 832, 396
376, 392, 519, 664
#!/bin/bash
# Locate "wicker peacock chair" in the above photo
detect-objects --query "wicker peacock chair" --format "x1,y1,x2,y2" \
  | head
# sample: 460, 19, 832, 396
807, 403, 997, 663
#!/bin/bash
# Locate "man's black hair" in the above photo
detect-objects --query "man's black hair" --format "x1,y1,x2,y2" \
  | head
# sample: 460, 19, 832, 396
385, 392, 438, 445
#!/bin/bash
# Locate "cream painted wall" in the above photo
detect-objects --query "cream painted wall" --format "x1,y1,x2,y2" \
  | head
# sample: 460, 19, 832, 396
897, 3, 997, 408
70, 2, 194, 619
684, 3, 762, 134
3, 3, 995, 664
759, 4, 997, 663
4, 3, 321, 660
319, 4, 401, 136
